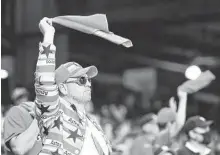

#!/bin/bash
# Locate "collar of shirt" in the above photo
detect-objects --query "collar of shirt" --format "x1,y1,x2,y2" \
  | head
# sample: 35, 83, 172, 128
185, 142, 211, 155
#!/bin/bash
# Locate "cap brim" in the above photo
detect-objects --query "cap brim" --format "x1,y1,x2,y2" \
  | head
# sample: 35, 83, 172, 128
201, 120, 213, 127
72, 66, 98, 78
139, 113, 157, 126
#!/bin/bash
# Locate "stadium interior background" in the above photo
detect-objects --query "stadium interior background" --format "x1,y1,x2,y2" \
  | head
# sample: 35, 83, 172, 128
1, 0, 220, 132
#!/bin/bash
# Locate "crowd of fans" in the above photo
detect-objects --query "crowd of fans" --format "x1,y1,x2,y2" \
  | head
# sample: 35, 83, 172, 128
2, 84, 220, 155
1, 18, 220, 155
96, 103, 220, 155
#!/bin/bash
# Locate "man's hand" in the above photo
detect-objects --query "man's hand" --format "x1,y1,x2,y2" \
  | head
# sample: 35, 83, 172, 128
39, 17, 55, 35
177, 89, 187, 99
39, 17, 55, 44
169, 97, 177, 112
20, 102, 36, 118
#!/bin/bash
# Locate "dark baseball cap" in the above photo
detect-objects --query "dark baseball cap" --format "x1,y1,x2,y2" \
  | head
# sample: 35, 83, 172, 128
138, 113, 157, 127
183, 116, 213, 133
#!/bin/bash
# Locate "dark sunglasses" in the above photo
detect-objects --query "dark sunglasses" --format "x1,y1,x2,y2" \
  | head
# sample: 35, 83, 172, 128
158, 123, 167, 130
157, 120, 175, 130
65, 77, 91, 86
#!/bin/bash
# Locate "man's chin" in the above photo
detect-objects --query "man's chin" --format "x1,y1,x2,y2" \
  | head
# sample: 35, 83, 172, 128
84, 91, 91, 98
80, 93, 91, 103
71, 91, 91, 103
71, 96, 90, 103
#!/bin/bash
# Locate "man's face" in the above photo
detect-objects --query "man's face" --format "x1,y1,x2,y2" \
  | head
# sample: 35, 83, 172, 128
157, 117, 175, 132
189, 126, 212, 145
66, 75, 92, 103
142, 121, 160, 135
194, 126, 210, 133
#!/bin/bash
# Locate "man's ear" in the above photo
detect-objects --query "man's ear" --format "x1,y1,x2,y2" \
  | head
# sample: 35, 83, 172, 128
58, 83, 68, 95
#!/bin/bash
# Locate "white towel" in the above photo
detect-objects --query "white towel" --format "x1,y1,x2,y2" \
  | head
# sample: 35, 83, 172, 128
178, 70, 215, 93
52, 14, 133, 48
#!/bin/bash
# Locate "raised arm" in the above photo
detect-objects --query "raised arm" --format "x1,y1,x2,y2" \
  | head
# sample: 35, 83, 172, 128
169, 89, 187, 138
35, 17, 59, 118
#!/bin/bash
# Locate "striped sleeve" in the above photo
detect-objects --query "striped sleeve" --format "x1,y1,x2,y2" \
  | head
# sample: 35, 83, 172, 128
34, 42, 59, 117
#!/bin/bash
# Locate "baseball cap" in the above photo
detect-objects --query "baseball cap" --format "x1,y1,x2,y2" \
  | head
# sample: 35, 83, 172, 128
183, 116, 213, 133
55, 62, 98, 84
138, 113, 157, 127
157, 107, 176, 124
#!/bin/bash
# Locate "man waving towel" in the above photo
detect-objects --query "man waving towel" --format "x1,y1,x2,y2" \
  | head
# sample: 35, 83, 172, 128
34, 15, 132, 155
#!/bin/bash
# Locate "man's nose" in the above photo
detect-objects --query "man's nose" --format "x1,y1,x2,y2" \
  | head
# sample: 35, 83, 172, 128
85, 80, 91, 87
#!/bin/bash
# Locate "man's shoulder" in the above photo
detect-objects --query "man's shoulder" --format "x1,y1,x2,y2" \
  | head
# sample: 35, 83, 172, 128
131, 134, 154, 150
28, 137, 43, 155
155, 129, 171, 146
5, 106, 24, 117
5, 106, 30, 122
134, 134, 149, 143
130, 135, 154, 155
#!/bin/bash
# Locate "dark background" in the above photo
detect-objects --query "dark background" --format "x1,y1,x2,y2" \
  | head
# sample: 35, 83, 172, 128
2, 0, 220, 130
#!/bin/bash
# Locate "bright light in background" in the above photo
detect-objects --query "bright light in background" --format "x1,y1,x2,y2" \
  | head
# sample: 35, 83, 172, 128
1, 69, 9, 79
185, 65, 201, 80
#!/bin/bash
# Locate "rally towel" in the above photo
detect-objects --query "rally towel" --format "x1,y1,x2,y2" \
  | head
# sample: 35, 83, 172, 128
178, 70, 215, 94
52, 14, 133, 48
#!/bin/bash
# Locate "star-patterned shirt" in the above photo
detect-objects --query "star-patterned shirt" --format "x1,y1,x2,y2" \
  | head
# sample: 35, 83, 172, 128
35, 42, 112, 155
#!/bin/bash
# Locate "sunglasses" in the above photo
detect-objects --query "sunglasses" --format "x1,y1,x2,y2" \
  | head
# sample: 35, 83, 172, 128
158, 123, 167, 130
65, 77, 91, 86
157, 121, 174, 130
